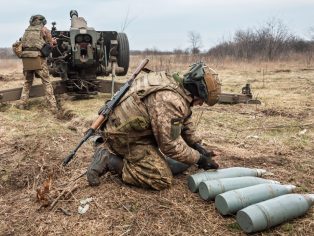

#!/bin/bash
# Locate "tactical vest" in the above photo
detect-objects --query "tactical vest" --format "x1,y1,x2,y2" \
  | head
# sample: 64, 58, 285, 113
120, 71, 192, 103
21, 24, 45, 50
105, 72, 192, 146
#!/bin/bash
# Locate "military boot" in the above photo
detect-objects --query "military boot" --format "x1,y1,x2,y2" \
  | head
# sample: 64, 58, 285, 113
87, 147, 124, 186
165, 157, 190, 175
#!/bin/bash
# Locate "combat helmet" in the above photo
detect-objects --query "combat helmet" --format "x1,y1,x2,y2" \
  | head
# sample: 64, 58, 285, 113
29, 14, 47, 25
183, 62, 221, 106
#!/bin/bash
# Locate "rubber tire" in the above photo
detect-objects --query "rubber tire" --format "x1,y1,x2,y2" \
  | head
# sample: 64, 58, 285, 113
116, 32, 130, 76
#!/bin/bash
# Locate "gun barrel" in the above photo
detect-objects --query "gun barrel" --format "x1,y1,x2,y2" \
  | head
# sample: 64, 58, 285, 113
63, 152, 75, 166
62, 128, 95, 166
70, 10, 78, 19
70, 10, 87, 29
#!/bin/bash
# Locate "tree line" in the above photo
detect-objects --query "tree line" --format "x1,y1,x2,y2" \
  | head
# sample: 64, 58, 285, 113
207, 19, 314, 61
131, 19, 314, 62
0, 48, 15, 59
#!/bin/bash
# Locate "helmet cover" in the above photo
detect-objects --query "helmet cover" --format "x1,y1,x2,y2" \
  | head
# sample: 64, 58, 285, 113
29, 15, 47, 25
183, 62, 221, 106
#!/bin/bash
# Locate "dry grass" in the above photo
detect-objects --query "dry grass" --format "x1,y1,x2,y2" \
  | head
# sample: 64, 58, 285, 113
0, 56, 313, 235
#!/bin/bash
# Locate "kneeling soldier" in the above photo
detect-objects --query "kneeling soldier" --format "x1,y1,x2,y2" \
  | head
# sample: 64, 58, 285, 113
87, 62, 221, 190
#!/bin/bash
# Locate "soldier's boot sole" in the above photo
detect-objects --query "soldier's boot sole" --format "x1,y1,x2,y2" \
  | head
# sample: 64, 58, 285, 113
86, 147, 124, 186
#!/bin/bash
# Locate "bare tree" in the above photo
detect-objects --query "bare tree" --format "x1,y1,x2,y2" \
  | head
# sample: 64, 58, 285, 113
208, 18, 299, 60
188, 31, 202, 54
233, 29, 256, 59
120, 7, 137, 32
256, 18, 293, 60
305, 27, 314, 65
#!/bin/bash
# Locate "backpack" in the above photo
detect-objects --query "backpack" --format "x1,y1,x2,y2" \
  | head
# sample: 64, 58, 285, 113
12, 40, 23, 58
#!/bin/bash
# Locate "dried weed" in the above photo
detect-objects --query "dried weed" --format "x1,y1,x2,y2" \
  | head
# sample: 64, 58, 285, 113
0, 57, 313, 235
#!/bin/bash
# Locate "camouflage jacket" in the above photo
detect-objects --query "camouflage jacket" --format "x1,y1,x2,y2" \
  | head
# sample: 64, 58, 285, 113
105, 71, 201, 165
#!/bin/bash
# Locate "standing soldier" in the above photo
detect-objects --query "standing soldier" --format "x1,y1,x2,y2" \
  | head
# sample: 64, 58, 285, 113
86, 62, 221, 190
16, 14, 58, 113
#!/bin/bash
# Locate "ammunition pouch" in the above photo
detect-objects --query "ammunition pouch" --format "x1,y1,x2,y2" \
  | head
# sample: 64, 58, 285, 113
21, 49, 42, 70
12, 41, 23, 58
108, 116, 150, 146
117, 116, 150, 132
22, 57, 43, 70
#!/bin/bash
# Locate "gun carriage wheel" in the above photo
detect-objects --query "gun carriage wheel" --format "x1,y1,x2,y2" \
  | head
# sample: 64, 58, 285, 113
116, 33, 130, 76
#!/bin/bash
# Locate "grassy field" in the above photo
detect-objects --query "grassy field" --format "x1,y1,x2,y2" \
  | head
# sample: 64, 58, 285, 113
0, 56, 313, 235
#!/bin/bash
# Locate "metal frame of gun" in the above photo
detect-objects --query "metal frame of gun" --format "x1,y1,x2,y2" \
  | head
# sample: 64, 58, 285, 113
218, 84, 261, 104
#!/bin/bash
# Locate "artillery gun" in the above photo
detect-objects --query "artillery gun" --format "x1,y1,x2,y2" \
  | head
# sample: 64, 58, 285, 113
0, 10, 130, 102
48, 10, 129, 95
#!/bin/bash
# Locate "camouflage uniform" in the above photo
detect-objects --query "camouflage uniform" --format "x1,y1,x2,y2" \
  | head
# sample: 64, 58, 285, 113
19, 20, 58, 110
103, 72, 201, 190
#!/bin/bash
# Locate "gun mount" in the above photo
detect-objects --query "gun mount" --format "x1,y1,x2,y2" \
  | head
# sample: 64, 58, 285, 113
218, 84, 261, 104
48, 10, 129, 95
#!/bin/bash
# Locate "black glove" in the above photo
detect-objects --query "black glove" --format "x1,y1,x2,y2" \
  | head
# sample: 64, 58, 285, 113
197, 154, 219, 170
192, 143, 216, 158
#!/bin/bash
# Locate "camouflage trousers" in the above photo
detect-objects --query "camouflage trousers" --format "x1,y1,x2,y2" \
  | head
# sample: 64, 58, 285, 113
119, 144, 173, 190
21, 60, 57, 110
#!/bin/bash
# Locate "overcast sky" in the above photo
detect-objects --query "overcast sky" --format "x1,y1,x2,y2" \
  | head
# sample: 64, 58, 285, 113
0, 0, 313, 51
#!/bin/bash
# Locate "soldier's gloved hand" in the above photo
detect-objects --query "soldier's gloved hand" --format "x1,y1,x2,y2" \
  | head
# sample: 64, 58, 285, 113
193, 143, 216, 157
197, 154, 219, 170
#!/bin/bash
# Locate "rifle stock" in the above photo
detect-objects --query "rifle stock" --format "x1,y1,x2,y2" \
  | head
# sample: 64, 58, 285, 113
63, 58, 149, 166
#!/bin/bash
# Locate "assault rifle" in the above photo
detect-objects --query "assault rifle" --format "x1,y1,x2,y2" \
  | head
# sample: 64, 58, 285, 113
63, 58, 149, 166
